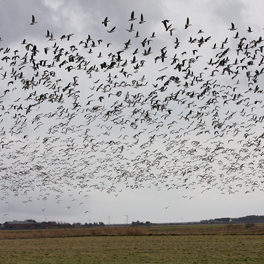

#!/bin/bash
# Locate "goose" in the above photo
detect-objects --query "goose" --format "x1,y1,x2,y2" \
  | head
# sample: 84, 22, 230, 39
129, 11, 136, 21
107, 26, 116, 33
139, 13, 145, 24
30, 15, 37, 25
185, 17, 191, 29
126, 23, 134, 32
247, 26, 253, 33
102, 17, 110, 27
229, 22, 237, 31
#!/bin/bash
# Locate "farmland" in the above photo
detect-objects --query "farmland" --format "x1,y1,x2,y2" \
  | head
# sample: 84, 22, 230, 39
0, 224, 264, 263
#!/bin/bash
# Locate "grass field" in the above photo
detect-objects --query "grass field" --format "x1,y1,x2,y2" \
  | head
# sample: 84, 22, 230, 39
0, 224, 264, 263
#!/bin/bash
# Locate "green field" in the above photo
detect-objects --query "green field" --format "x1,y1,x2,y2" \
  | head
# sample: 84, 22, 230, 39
0, 224, 264, 263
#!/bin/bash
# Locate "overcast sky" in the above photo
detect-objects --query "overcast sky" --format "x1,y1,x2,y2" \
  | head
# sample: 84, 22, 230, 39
0, 0, 264, 225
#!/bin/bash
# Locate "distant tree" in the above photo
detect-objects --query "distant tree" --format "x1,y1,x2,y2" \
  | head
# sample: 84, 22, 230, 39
73, 222, 82, 226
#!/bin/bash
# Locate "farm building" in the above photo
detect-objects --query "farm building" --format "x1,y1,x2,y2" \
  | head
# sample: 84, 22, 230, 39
2, 220, 39, 229
2, 220, 57, 229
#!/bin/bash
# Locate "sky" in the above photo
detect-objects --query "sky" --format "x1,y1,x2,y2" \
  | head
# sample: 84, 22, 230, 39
0, 0, 264, 225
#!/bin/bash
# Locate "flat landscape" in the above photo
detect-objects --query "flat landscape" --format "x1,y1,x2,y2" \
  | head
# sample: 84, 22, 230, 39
0, 224, 264, 263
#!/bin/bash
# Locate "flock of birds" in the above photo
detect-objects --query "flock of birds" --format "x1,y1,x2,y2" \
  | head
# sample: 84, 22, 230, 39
1, 12, 264, 215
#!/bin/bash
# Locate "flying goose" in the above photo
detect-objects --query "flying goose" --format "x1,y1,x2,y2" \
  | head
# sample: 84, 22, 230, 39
30, 15, 37, 25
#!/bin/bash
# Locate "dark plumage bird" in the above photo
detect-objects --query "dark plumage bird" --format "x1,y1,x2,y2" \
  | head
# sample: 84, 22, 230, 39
229, 22, 237, 31
139, 14, 146, 24
162, 19, 170, 30
102, 17, 110, 27
129, 11, 136, 21
126, 23, 134, 32
30, 15, 37, 25
247, 26, 253, 32
185, 17, 191, 29
107, 26, 116, 33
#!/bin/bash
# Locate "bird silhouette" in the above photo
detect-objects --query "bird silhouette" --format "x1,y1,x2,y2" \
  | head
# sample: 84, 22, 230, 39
30, 15, 37, 25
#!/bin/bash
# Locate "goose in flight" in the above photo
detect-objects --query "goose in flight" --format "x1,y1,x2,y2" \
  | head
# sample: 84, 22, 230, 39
247, 26, 253, 32
102, 17, 110, 27
162, 19, 171, 31
229, 22, 237, 31
129, 11, 136, 21
107, 26, 116, 33
126, 23, 134, 32
30, 15, 37, 25
185, 17, 191, 29
139, 14, 146, 24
